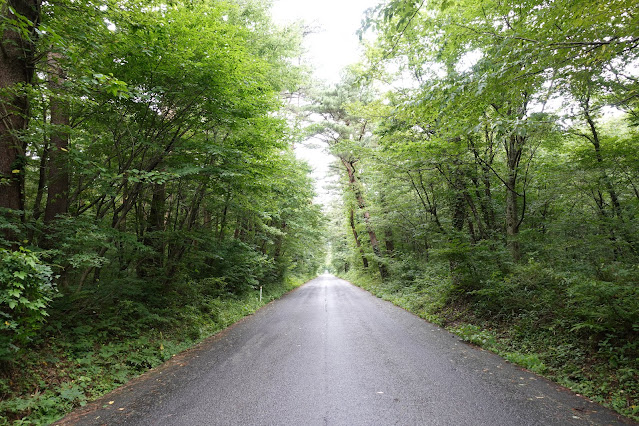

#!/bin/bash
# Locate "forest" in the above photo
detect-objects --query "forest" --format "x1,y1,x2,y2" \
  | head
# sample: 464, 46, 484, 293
1, 0, 638, 423
0, 0, 324, 422
321, 0, 638, 420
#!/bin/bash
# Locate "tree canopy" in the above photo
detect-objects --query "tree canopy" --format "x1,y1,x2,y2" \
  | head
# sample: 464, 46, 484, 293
1, 2, 324, 414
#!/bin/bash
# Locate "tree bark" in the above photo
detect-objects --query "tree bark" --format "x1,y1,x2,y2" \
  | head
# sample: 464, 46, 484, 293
379, 194, 395, 257
502, 96, 529, 262
349, 207, 369, 268
504, 130, 525, 262
139, 182, 166, 278
0, 0, 41, 241
449, 167, 468, 289
44, 52, 70, 224
341, 157, 388, 279
219, 189, 231, 241
273, 221, 286, 261
32, 138, 49, 222
408, 170, 445, 233
505, 155, 521, 261
583, 99, 622, 219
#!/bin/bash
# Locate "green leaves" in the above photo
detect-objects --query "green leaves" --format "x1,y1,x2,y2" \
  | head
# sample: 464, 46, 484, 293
0, 1, 327, 423
13, 270, 27, 280
0, 248, 55, 358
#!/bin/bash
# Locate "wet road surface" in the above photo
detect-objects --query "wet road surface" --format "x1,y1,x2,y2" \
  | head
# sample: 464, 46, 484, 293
57, 274, 633, 425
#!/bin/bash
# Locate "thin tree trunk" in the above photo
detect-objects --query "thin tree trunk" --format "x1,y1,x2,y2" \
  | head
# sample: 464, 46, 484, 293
462, 187, 487, 241
32, 139, 49, 222
583, 102, 622, 219
219, 190, 231, 241
481, 166, 496, 233
411, 170, 445, 233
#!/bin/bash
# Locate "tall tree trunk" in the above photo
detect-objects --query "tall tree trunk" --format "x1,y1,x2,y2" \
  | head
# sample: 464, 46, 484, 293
379, 193, 395, 257
0, 0, 41, 242
44, 52, 69, 224
480, 123, 497, 234
480, 166, 496, 233
41, 53, 70, 285
408, 170, 445, 233
505, 132, 525, 262
462, 187, 486, 241
449, 167, 468, 288
583, 102, 622, 219
203, 208, 212, 231
505, 159, 521, 261
582, 100, 637, 255
501, 96, 529, 262
219, 189, 231, 241
139, 182, 166, 278
349, 207, 369, 268
384, 228, 395, 257
273, 221, 286, 261
341, 157, 388, 279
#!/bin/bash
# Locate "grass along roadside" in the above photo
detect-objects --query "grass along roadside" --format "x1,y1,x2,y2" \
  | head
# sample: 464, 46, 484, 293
340, 270, 639, 422
0, 275, 308, 425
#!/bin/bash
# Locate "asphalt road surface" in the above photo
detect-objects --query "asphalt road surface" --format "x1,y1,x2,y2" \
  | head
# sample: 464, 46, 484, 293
57, 274, 633, 425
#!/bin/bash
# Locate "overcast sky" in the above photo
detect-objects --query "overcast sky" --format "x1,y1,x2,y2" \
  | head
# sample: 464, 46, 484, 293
271, 0, 380, 84
271, 0, 381, 205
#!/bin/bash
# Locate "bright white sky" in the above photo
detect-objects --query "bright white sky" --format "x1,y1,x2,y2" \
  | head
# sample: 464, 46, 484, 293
271, 0, 380, 84
271, 0, 381, 205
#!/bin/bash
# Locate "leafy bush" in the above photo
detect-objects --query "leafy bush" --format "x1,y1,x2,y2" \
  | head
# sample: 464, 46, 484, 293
433, 239, 511, 297
202, 239, 276, 294
471, 260, 563, 325
567, 267, 639, 336
0, 248, 55, 359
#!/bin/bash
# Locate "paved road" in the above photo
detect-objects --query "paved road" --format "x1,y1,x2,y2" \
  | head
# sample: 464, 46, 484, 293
58, 275, 633, 425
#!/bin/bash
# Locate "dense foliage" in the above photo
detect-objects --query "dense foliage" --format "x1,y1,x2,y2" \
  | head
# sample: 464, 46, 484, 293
2, 0, 638, 422
321, 0, 639, 419
0, 0, 324, 422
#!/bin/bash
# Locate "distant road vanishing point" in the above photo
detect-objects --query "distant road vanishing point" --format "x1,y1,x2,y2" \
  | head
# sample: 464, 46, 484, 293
57, 275, 633, 425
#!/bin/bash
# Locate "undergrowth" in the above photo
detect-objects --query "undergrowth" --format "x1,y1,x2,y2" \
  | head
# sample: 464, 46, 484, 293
0, 275, 307, 425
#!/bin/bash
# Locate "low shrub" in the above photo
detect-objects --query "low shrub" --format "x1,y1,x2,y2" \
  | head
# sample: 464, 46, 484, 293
0, 248, 55, 360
